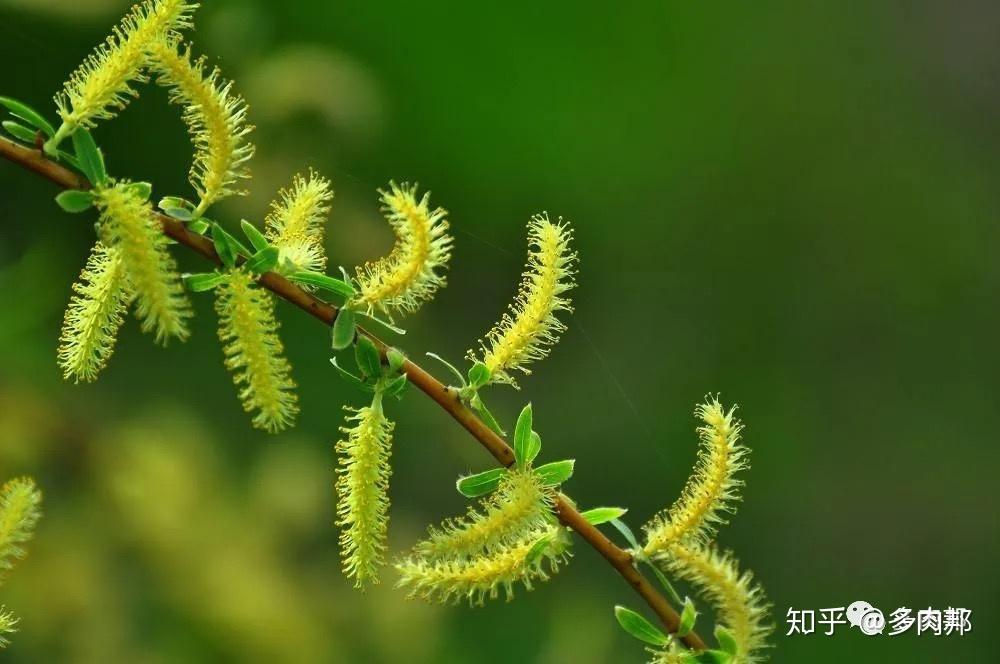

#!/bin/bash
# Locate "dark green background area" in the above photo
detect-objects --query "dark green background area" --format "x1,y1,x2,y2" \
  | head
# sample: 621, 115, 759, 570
1, 1, 997, 662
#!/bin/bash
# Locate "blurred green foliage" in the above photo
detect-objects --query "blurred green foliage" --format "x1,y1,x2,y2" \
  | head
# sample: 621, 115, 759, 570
0, 1, 997, 662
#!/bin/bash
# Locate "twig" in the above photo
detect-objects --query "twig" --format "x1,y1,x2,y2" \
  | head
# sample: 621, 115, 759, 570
0, 135, 707, 651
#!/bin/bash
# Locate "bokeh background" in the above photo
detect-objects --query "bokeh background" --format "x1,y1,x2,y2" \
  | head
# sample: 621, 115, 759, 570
1, 1, 998, 662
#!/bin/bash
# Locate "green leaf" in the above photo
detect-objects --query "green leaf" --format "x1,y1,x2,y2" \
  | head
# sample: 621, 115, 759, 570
425, 352, 466, 386
609, 518, 641, 551
456, 467, 507, 498
240, 219, 270, 252
680, 651, 732, 664
54, 189, 94, 213
533, 459, 575, 486
163, 207, 193, 221
0, 96, 55, 136
2, 120, 37, 144
381, 374, 409, 399
355, 336, 382, 378
331, 308, 357, 350
513, 403, 534, 468
525, 533, 554, 564
580, 507, 628, 526
244, 246, 279, 274
642, 557, 685, 607
188, 219, 210, 234
467, 361, 491, 389
71, 128, 106, 185
184, 272, 227, 292
158, 196, 193, 212
329, 357, 373, 393
614, 606, 670, 647
287, 270, 355, 298
677, 597, 698, 637
211, 223, 238, 268
125, 181, 152, 201
527, 432, 542, 467
356, 312, 406, 337
714, 626, 737, 657
386, 348, 406, 374
469, 392, 506, 436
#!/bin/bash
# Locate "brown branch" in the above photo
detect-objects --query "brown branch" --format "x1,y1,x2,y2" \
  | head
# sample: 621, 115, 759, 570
0, 135, 707, 652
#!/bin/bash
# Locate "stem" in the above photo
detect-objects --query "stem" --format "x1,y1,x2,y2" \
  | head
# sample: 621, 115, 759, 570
0, 135, 708, 652
42, 121, 72, 157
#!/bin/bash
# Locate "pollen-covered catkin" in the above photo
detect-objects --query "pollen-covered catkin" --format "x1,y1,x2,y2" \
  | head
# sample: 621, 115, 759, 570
58, 241, 132, 383
52, 0, 197, 137
265, 171, 334, 273
148, 36, 254, 216
416, 469, 553, 560
354, 182, 453, 318
652, 540, 772, 664
94, 181, 191, 344
0, 608, 16, 648
0, 477, 42, 651
335, 399, 394, 587
395, 524, 570, 606
643, 397, 748, 554
469, 214, 576, 387
215, 268, 298, 432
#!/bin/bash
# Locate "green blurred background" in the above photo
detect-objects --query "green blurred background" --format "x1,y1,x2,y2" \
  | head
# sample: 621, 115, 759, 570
1, 1, 998, 662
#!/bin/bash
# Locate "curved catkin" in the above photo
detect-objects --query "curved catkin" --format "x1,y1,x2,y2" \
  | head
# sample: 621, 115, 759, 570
265, 171, 334, 273
355, 182, 453, 317
653, 540, 771, 664
52, 0, 197, 136
395, 524, 570, 606
58, 241, 133, 383
148, 37, 254, 216
0, 608, 16, 648
215, 269, 298, 432
335, 400, 394, 588
0, 478, 42, 577
416, 470, 553, 560
643, 397, 748, 555
94, 181, 191, 344
469, 214, 576, 387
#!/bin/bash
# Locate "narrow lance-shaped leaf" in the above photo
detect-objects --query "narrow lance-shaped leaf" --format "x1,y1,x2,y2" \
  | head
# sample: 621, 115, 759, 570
614, 605, 670, 647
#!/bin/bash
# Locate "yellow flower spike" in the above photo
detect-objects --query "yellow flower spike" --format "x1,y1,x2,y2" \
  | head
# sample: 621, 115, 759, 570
643, 397, 748, 555
395, 524, 570, 606
50, 0, 198, 145
0, 608, 17, 649
0, 477, 42, 578
468, 213, 576, 387
335, 398, 394, 588
652, 540, 772, 664
265, 171, 334, 273
94, 180, 192, 344
148, 37, 254, 217
215, 268, 298, 433
354, 181, 453, 317
57, 241, 133, 383
416, 469, 554, 560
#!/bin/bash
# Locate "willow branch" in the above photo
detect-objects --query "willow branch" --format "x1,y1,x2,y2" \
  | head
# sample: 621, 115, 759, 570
0, 135, 707, 651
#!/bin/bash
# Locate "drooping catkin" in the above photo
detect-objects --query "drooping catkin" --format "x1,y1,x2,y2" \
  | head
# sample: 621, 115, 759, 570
416, 469, 553, 560
469, 214, 576, 387
265, 171, 334, 273
215, 268, 298, 432
57, 241, 132, 383
335, 399, 394, 587
148, 36, 254, 215
395, 524, 569, 606
354, 182, 453, 317
652, 540, 771, 664
643, 397, 748, 555
94, 181, 191, 343
0, 477, 42, 578
52, 0, 197, 135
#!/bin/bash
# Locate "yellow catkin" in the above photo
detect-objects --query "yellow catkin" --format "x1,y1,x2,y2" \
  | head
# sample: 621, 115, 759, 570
264, 171, 334, 273
0, 477, 42, 578
354, 182, 453, 317
395, 524, 569, 606
0, 608, 16, 648
148, 37, 254, 216
57, 241, 133, 383
335, 399, 394, 588
215, 268, 298, 432
94, 181, 191, 344
53, 0, 197, 134
416, 470, 553, 560
654, 540, 771, 664
469, 214, 576, 387
643, 397, 748, 555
